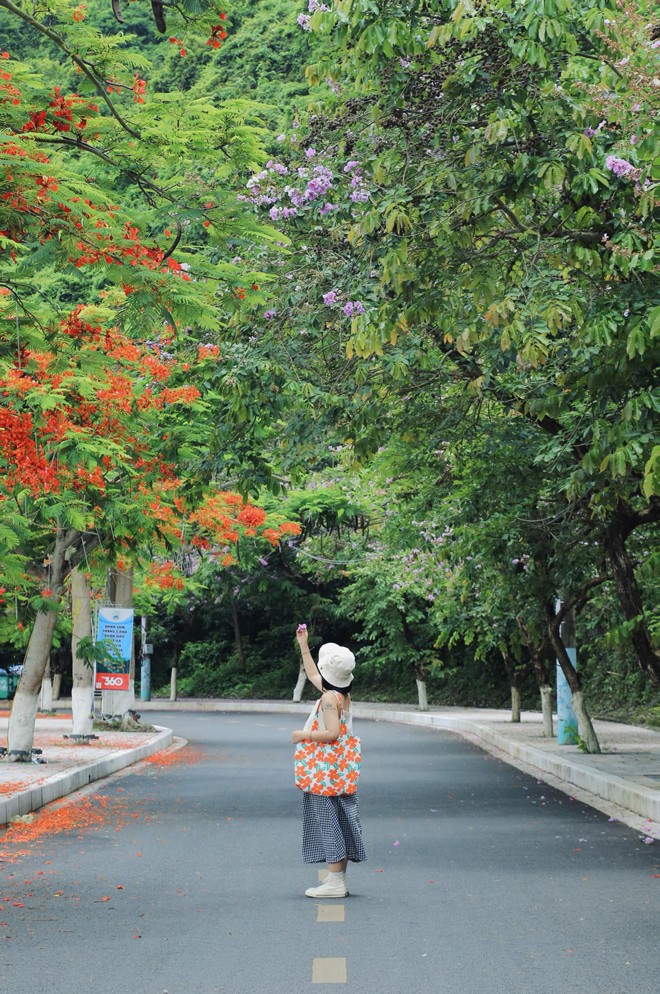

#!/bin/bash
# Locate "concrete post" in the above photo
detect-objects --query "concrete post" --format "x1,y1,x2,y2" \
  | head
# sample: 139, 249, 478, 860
140, 616, 151, 701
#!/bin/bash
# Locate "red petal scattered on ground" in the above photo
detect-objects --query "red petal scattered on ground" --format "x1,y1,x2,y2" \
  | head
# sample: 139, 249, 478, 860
0, 793, 147, 864
0, 779, 46, 797
143, 745, 205, 767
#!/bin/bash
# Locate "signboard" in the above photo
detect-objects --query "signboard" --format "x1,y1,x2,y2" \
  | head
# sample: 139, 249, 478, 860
95, 607, 134, 690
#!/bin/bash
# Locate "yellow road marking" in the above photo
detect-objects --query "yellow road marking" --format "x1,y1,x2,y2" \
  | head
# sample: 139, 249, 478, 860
312, 958, 347, 984
317, 903, 345, 922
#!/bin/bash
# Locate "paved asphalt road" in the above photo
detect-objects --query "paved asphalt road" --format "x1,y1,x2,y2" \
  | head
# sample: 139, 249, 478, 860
1, 711, 658, 994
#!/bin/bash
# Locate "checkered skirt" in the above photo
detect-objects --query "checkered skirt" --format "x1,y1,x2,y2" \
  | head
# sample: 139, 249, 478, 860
302, 792, 367, 864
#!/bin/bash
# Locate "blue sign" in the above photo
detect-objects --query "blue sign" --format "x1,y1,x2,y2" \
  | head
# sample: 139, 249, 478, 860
96, 607, 134, 690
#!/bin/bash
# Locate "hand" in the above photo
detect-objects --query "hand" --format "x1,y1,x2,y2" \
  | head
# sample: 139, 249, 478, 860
292, 729, 307, 744
296, 624, 308, 647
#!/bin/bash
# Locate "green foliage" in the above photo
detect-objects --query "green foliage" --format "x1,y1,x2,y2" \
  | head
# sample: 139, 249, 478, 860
2, 0, 657, 721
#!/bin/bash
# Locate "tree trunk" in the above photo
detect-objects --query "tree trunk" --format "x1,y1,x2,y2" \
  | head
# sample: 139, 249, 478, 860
605, 514, 660, 685
293, 663, 307, 702
510, 684, 522, 723
540, 684, 554, 737
7, 528, 78, 759
416, 678, 429, 711
8, 611, 58, 759
229, 594, 245, 669
516, 619, 553, 736
571, 690, 601, 755
170, 644, 180, 702
500, 646, 529, 723
547, 611, 601, 753
71, 567, 94, 736
52, 671, 62, 701
40, 658, 53, 712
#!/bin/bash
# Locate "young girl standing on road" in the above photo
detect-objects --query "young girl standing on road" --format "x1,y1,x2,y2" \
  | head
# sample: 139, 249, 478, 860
291, 625, 367, 898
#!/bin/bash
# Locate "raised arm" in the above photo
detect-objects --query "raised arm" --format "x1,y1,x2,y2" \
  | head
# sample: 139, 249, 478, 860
296, 625, 322, 692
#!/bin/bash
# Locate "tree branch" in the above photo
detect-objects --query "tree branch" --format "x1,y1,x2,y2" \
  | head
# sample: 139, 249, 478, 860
0, 0, 141, 139
18, 133, 173, 202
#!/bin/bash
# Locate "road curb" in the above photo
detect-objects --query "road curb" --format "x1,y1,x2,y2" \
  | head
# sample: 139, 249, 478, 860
0, 725, 173, 826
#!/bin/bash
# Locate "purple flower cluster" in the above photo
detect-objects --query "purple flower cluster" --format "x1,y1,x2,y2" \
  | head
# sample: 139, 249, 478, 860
269, 205, 298, 221
342, 301, 365, 317
322, 291, 366, 317
304, 165, 334, 201
244, 152, 371, 224
345, 160, 369, 203
583, 120, 606, 137
605, 155, 641, 181
297, 13, 311, 30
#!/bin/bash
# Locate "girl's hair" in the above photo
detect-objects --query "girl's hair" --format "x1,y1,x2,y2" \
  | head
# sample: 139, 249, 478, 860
321, 676, 353, 694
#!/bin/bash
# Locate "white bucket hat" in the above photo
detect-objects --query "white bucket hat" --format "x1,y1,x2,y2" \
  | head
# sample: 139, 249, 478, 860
317, 643, 356, 689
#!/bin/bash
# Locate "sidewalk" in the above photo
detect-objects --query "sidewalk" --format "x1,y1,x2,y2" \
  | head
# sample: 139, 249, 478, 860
0, 711, 172, 827
1, 700, 658, 838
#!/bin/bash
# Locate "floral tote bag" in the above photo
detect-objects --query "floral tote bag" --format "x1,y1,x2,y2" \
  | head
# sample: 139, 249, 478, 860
294, 695, 361, 796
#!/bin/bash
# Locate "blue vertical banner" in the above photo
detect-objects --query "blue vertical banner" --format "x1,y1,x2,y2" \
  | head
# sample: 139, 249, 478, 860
96, 607, 134, 690
557, 647, 579, 745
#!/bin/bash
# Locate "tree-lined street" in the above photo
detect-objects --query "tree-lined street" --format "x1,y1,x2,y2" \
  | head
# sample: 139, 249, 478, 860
1, 712, 657, 993
1, 1, 658, 987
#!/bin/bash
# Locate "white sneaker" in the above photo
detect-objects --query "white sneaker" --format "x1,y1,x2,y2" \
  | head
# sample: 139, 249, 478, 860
305, 873, 348, 898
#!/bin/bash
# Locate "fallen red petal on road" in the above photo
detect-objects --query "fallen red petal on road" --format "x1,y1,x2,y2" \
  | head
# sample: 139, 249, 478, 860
144, 745, 204, 767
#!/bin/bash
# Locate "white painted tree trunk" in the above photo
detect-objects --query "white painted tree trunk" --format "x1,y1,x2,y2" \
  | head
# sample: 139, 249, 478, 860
510, 685, 522, 722
540, 685, 554, 737
40, 659, 53, 712
416, 678, 429, 711
293, 664, 306, 702
52, 672, 62, 701
170, 666, 177, 702
572, 690, 601, 754
71, 567, 94, 736
8, 610, 58, 758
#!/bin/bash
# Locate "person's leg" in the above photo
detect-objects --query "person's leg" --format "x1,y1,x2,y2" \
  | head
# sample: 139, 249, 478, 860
304, 799, 349, 898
